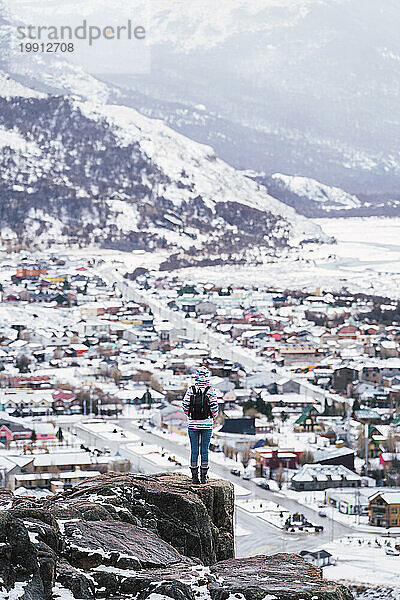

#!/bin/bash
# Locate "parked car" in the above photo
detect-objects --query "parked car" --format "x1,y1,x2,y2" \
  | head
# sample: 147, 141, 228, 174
385, 548, 400, 556
256, 480, 270, 490
318, 510, 327, 517
230, 468, 241, 476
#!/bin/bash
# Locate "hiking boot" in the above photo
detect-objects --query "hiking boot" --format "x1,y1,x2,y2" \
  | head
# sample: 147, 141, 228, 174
200, 466, 209, 484
190, 466, 200, 484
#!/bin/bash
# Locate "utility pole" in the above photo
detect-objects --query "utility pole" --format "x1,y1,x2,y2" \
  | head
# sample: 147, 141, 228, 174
355, 486, 360, 525
346, 403, 352, 446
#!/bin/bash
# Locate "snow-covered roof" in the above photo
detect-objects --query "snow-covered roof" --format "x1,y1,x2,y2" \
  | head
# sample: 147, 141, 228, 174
292, 463, 360, 483
33, 452, 93, 467
373, 492, 400, 505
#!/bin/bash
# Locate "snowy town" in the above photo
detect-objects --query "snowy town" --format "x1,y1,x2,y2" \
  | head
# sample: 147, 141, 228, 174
3, 2, 400, 598
1, 250, 400, 594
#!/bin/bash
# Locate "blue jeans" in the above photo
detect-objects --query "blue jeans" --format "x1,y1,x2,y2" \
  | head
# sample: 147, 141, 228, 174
188, 428, 212, 467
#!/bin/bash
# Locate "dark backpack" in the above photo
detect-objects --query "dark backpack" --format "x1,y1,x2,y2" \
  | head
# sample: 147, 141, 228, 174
188, 386, 211, 420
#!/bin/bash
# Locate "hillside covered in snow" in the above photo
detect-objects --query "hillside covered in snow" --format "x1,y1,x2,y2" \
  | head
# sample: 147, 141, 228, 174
2, 0, 400, 214
32, 0, 400, 199
253, 173, 400, 218
0, 68, 329, 263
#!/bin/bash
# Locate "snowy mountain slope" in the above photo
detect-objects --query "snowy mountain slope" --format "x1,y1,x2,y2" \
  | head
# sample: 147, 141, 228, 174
0, 72, 46, 99
253, 172, 400, 218
0, 50, 111, 104
0, 76, 329, 261
3, 1, 400, 203
84, 0, 400, 194
269, 173, 362, 213
78, 102, 325, 240
0, 3, 331, 260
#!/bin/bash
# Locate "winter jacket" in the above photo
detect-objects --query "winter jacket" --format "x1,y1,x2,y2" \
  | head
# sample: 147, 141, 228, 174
182, 367, 218, 429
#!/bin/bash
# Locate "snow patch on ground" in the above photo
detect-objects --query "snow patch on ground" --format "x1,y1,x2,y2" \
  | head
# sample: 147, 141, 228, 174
322, 535, 400, 590
52, 583, 77, 600
0, 73, 46, 99
0, 126, 42, 155
182, 217, 400, 300
7, 582, 28, 600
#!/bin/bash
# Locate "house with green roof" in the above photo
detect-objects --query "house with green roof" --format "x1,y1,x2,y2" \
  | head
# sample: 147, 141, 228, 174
294, 405, 322, 433
391, 413, 400, 427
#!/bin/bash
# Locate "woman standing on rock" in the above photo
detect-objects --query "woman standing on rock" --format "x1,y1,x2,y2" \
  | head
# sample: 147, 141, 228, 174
182, 366, 219, 484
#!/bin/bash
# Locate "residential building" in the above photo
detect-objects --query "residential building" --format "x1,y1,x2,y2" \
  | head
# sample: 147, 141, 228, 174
299, 550, 333, 568
0, 419, 32, 444
368, 491, 400, 527
294, 406, 322, 433
291, 463, 361, 491
1, 389, 54, 414
332, 366, 359, 393
219, 417, 256, 436
312, 446, 355, 470
255, 447, 300, 476
278, 345, 317, 366
7, 451, 108, 491
152, 404, 187, 430
261, 393, 319, 412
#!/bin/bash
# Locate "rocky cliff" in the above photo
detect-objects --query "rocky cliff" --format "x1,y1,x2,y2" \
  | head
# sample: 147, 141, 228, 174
0, 472, 353, 600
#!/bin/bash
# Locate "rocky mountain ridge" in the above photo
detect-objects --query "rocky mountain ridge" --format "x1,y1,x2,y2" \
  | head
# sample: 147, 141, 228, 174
0, 472, 353, 600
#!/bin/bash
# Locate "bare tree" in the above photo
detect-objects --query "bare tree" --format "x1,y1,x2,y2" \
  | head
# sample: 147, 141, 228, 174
274, 465, 286, 490
300, 450, 314, 466
48, 463, 60, 478
357, 426, 366, 459
53, 347, 64, 359
58, 383, 75, 391
98, 346, 114, 358
240, 447, 252, 469
386, 458, 400, 486
150, 375, 163, 393
385, 431, 398, 454
19, 290, 30, 302
109, 459, 131, 473
16, 355, 31, 373
243, 407, 258, 417
111, 368, 122, 387
222, 444, 230, 458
